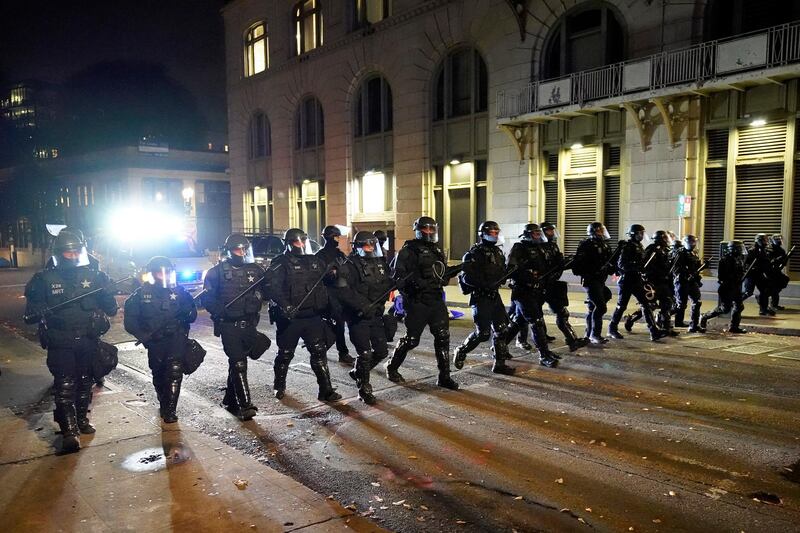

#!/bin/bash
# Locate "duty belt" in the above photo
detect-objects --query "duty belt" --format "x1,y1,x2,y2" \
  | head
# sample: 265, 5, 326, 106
224, 319, 253, 328
472, 288, 499, 298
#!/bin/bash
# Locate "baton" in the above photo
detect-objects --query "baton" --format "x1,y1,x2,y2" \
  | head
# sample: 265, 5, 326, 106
24, 276, 133, 323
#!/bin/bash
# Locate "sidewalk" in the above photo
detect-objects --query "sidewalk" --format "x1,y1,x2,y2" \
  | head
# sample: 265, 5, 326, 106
0, 326, 384, 532
443, 283, 800, 336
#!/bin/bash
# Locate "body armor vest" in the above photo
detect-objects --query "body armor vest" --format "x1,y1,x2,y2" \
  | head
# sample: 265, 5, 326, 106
675, 248, 702, 282
509, 242, 547, 288
218, 261, 265, 318
40, 267, 105, 332
401, 239, 448, 294
643, 244, 671, 282
463, 243, 505, 289
276, 253, 328, 315
349, 255, 393, 303
136, 284, 183, 334
619, 240, 646, 275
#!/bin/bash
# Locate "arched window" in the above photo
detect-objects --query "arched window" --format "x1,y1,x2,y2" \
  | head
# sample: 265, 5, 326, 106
244, 22, 268, 77
353, 76, 393, 216
354, 0, 391, 28
430, 47, 489, 260
295, 96, 324, 149
294, 0, 323, 55
541, 4, 625, 79
705, 0, 800, 40
248, 111, 270, 159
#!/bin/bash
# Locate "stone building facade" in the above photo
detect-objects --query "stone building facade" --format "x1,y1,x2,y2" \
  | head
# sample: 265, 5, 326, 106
223, 0, 800, 275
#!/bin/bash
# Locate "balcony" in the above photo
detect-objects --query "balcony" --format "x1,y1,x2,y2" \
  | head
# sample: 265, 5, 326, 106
496, 21, 800, 125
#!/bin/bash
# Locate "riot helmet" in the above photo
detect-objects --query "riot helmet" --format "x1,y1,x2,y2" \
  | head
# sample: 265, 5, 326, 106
353, 231, 379, 258
520, 223, 547, 244
478, 221, 501, 245
413, 216, 438, 243
728, 239, 745, 256
52, 228, 90, 269
373, 230, 389, 253
540, 221, 559, 244
284, 228, 311, 255
682, 234, 697, 251
322, 225, 342, 248
223, 233, 254, 265
653, 230, 670, 247
770, 234, 783, 247
628, 224, 646, 243
145, 256, 176, 289
587, 222, 610, 240
754, 233, 769, 248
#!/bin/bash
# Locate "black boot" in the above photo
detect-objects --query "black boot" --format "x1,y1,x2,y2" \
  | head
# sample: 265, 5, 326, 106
490, 335, 515, 375
642, 305, 665, 341
311, 355, 342, 402
556, 311, 587, 352
355, 351, 376, 405
531, 319, 559, 367
75, 375, 95, 434
687, 301, 705, 332
273, 350, 293, 399
338, 352, 355, 365
608, 307, 625, 339
453, 332, 480, 370
162, 379, 181, 424
230, 360, 257, 420
386, 336, 415, 383
435, 347, 459, 390
674, 308, 688, 328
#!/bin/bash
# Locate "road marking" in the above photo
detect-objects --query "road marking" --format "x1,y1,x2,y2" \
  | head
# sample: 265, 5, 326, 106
0, 283, 26, 288
767, 353, 800, 362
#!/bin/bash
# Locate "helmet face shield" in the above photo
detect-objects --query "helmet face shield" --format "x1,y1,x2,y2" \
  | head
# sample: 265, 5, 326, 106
53, 246, 90, 269
639, 232, 651, 246
415, 222, 438, 243
145, 266, 177, 289
228, 244, 255, 264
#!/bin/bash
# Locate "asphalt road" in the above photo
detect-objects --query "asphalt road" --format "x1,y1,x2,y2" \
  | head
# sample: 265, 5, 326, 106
2, 267, 800, 532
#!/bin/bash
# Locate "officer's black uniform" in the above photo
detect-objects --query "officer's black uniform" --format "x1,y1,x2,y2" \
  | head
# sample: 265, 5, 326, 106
572, 222, 614, 344
700, 240, 747, 333
452, 222, 515, 375
332, 231, 394, 404
768, 234, 790, 311
504, 224, 559, 367
539, 222, 588, 351
24, 229, 118, 453
316, 225, 354, 364
744, 234, 775, 316
201, 234, 268, 421
623, 231, 678, 336
385, 216, 459, 389
608, 225, 664, 341
672, 235, 705, 332
124, 257, 197, 423
268, 228, 341, 402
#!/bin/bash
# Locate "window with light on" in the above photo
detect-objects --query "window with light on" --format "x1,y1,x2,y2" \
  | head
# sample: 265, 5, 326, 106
245, 22, 268, 77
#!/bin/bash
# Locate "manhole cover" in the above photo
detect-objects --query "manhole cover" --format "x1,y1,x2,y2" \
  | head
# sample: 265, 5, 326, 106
683, 339, 741, 350
724, 344, 779, 355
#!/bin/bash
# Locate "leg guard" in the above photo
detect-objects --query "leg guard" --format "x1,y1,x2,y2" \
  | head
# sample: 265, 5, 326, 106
273, 349, 294, 399
53, 376, 80, 452
310, 342, 341, 402
555, 308, 587, 351
161, 359, 183, 423
230, 359, 256, 420
355, 350, 376, 405
432, 327, 458, 389
75, 375, 95, 434
531, 319, 559, 366
453, 331, 482, 369
386, 336, 418, 382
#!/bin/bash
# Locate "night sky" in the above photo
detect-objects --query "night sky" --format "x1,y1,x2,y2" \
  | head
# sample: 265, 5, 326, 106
0, 0, 228, 142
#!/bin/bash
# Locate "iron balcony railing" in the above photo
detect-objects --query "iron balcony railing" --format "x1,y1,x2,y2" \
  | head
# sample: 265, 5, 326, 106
497, 20, 800, 119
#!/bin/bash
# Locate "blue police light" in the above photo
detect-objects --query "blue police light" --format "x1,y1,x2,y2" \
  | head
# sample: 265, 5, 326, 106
179, 270, 195, 281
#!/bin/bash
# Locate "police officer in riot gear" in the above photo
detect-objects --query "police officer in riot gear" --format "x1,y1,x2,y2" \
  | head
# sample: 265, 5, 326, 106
202, 233, 269, 421
539, 221, 588, 351
24, 228, 118, 453
623, 230, 678, 336
316, 225, 355, 364
672, 235, 705, 332
385, 216, 459, 388
332, 231, 395, 404
700, 240, 747, 333
124, 257, 197, 423
768, 234, 790, 311
608, 224, 665, 341
453, 221, 515, 375
744, 233, 775, 316
504, 223, 560, 367
572, 222, 614, 344
268, 228, 342, 402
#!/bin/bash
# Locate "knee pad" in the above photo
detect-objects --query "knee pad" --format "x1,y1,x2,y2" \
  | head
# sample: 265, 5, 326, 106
309, 340, 327, 360
476, 330, 491, 343
432, 327, 450, 344
276, 348, 295, 363
399, 336, 420, 349
167, 359, 183, 381
54, 376, 77, 403
232, 359, 248, 373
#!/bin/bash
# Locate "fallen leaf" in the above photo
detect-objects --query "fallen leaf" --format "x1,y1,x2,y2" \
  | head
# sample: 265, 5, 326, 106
370, 482, 380, 487
233, 479, 248, 490
374, 496, 384, 502
456, 520, 467, 525
585, 507, 592, 512
420, 505, 429, 510
514, 496, 523, 500
555, 478, 564, 484
407, 455, 418, 460
402, 503, 413, 509
668, 491, 676, 496
286, 421, 294, 427
578, 517, 586, 524
653, 519, 662, 523
416, 516, 425, 522
392, 500, 406, 506
559, 508, 570, 513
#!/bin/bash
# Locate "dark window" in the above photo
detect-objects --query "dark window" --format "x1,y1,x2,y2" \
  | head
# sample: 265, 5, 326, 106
354, 76, 393, 137
294, 0, 322, 55
433, 48, 488, 121
705, 0, 799, 40
249, 112, 271, 159
542, 4, 626, 79
295, 96, 324, 149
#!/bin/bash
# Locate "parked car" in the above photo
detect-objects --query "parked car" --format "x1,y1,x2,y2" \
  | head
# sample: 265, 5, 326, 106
247, 234, 321, 267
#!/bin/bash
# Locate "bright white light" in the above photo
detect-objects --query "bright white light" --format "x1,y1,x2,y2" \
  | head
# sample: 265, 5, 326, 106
107, 208, 185, 243
155, 192, 164, 202
182, 187, 194, 201
750, 118, 766, 127
362, 171, 385, 213
571, 142, 583, 150
449, 159, 461, 165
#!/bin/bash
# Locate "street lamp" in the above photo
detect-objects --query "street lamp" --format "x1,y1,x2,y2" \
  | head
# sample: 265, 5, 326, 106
182, 187, 194, 215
